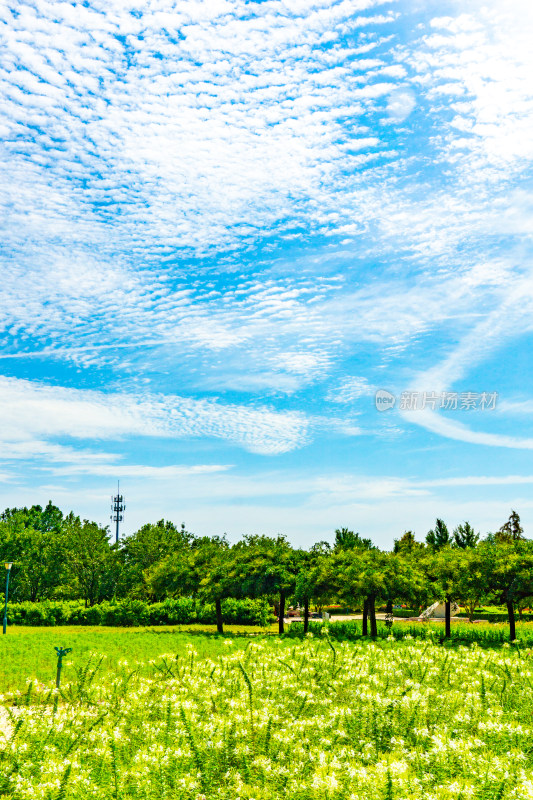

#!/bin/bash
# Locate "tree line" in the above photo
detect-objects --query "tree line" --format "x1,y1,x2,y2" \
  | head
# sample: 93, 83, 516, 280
1, 503, 532, 639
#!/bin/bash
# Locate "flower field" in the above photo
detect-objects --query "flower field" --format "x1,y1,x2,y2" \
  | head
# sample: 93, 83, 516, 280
1, 635, 533, 800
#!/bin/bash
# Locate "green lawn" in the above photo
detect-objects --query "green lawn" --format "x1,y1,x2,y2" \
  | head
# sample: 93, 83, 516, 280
0, 624, 277, 692
2, 619, 533, 694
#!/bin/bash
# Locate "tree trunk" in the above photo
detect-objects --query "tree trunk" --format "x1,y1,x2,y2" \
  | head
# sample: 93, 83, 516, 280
507, 598, 516, 641
303, 597, 309, 634
445, 598, 451, 639
215, 598, 224, 635
362, 598, 369, 636
278, 590, 285, 635
369, 595, 378, 637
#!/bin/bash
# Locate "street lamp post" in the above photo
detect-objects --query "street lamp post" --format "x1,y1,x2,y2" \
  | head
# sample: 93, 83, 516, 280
3, 563, 12, 635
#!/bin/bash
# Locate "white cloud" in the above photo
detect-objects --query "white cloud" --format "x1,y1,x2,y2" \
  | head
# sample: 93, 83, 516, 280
326, 376, 374, 403
395, 262, 533, 450
50, 463, 232, 478
401, 408, 533, 451
2, 0, 532, 402
0, 0, 400, 262
384, 87, 416, 122
0, 375, 310, 456
414, 4, 533, 180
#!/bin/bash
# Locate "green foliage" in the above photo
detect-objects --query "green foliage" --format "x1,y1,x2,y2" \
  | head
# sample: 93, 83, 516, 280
495, 509, 524, 544
334, 527, 374, 551
229, 534, 298, 598
120, 519, 192, 599
453, 521, 479, 549
61, 514, 121, 606
393, 530, 424, 553
426, 518, 451, 550
0, 502, 66, 601
1, 500, 532, 646
3, 597, 274, 627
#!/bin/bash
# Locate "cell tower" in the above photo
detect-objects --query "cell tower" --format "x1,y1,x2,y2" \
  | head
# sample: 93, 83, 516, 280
111, 481, 126, 544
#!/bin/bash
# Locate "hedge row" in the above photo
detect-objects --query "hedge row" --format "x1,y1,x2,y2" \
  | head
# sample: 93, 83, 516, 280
4, 597, 275, 627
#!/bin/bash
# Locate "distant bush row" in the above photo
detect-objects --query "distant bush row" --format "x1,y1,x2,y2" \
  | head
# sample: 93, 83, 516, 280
5, 597, 275, 627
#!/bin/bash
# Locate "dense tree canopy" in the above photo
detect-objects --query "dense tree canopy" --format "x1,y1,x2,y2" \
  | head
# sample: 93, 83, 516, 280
0, 502, 531, 639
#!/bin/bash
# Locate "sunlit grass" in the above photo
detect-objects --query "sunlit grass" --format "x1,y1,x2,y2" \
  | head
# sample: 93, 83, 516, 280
2, 619, 533, 693
0, 625, 276, 691
1, 634, 532, 799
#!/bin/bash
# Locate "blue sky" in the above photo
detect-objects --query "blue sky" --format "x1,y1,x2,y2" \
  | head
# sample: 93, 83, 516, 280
1, 0, 533, 547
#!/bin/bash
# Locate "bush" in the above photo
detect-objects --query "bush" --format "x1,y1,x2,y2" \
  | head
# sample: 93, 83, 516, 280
4, 597, 275, 627
321, 605, 357, 615
221, 598, 274, 626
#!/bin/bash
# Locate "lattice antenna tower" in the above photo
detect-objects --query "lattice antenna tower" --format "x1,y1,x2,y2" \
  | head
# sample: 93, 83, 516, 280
111, 480, 126, 544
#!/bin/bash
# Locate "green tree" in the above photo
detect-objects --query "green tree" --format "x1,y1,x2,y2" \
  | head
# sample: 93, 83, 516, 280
121, 520, 192, 600
319, 549, 422, 637
229, 535, 298, 634
294, 545, 335, 633
10, 528, 65, 601
309, 541, 331, 555
453, 548, 487, 622
334, 528, 374, 551
495, 510, 524, 544
453, 522, 479, 549
423, 548, 467, 637
479, 539, 533, 640
356, 550, 423, 636
148, 535, 231, 633
0, 501, 63, 534
426, 519, 451, 551
393, 531, 424, 554
330, 531, 376, 632
0, 504, 66, 601
196, 536, 233, 634
303, 549, 341, 618
62, 514, 118, 606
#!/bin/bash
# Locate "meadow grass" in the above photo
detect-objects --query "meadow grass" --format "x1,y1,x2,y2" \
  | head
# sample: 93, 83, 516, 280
1, 619, 532, 692
0, 625, 276, 691
1, 632, 533, 799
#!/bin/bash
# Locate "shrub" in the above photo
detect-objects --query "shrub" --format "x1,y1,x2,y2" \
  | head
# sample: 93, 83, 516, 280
68, 605, 104, 625
100, 600, 150, 627
4, 597, 274, 627
321, 605, 357, 615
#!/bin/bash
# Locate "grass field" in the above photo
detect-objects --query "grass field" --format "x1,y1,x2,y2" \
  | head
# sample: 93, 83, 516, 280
1, 626, 533, 799
1, 619, 532, 692
0, 625, 278, 691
